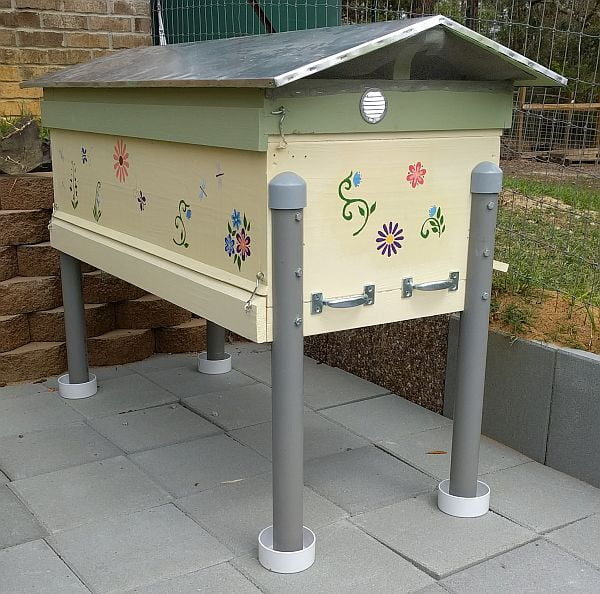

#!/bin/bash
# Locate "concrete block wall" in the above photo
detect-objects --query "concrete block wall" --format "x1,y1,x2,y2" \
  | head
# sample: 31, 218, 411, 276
0, 0, 151, 116
444, 315, 600, 489
0, 173, 206, 383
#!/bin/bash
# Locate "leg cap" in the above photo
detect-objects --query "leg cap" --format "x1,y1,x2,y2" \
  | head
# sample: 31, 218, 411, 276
197, 352, 232, 375
258, 526, 316, 573
58, 373, 97, 400
437, 479, 490, 517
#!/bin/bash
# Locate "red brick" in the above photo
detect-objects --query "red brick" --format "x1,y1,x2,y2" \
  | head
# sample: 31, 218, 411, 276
42, 13, 88, 30
0, 65, 21, 81
0, 49, 20, 65
154, 318, 207, 354
111, 33, 150, 49
0, 276, 62, 315
63, 0, 109, 13
134, 17, 151, 33
88, 328, 154, 366
0, 341, 66, 383
88, 15, 133, 32
0, 11, 40, 28
0, 210, 50, 246
16, 0, 61, 9
0, 82, 42, 99
17, 30, 64, 48
0, 314, 29, 353
47, 48, 92, 64
0, 174, 54, 210
113, 0, 150, 16
65, 32, 109, 49
0, 29, 16, 46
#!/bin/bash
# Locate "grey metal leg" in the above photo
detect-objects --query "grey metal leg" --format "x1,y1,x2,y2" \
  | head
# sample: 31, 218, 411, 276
59, 252, 90, 384
448, 162, 503, 500
57, 253, 97, 399
206, 321, 227, 360
258, 172, 315, 573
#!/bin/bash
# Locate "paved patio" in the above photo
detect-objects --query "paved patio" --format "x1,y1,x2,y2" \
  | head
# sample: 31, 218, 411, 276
1, 342, 600, 593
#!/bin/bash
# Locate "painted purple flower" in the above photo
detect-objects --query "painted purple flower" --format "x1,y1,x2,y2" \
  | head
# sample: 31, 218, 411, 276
376, 222, 404, 257
231, 209, 241, 229
352, 171, 362, 187
137, 190, 146, 211
224, 234, 235, 256
235, 228, 251, 261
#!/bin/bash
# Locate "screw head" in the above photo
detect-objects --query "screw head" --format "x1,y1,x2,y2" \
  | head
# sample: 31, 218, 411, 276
295, 268, 303, 277
487, 201, 495, 210
483, 248, 490, 257
481, 292, 489, 300
294, 317, 302, 326
294, 212, 302, 221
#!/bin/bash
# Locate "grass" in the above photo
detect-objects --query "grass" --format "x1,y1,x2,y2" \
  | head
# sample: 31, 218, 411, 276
495, 183, 600, 309
504, 176, 600, 213
498, 302, 535, 334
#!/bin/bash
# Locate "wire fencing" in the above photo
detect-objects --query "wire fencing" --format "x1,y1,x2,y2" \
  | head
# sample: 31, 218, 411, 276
151, 0, 600, 347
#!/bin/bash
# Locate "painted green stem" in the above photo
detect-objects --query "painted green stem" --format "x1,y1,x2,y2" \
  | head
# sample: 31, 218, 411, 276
338, 172, 376, 237
173, 200, 190, 248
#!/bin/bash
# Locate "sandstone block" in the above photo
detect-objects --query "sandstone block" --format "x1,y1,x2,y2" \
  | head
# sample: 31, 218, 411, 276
154, 318, 207, 354
83, 270, 146, 303
115, 294, 191, 329
88, 328, 154, 367
28, 303, 115, 342
0, 174, 54, 210
0, 342, 66, 384
0, 314, 29, 353
0, 246, 17, 281
0, 276, 61, 315
0, 209, 50, 246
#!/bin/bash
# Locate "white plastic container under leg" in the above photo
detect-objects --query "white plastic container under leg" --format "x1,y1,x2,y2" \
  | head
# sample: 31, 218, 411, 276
258, 526, 316, 573
437, 479, 490, 517
58, 373, 97, 399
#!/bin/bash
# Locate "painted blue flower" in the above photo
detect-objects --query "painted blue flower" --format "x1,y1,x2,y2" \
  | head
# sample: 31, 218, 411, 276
186, 208, 192, 220
352, 171, 362, 187
224, 234, 235, 256
231, 209, 241, 229
429, 205, 437, 217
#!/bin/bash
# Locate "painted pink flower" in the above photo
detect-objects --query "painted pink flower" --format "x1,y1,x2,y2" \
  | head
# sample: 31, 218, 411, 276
113, 139, 129, 183
235, 228, 251, 261
406, 162, 426, 188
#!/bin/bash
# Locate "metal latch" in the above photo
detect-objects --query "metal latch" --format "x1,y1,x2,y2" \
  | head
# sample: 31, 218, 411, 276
402, 272, 459, 298
311, 284, 375, 314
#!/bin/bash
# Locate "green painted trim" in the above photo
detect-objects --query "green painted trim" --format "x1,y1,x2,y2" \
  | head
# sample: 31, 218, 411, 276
262, 88, 514, 136
42, 88, 267, 151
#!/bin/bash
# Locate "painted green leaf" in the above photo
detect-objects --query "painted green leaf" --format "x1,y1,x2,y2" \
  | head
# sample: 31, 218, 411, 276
184, 242, 189, 248
236, 257, 241, 271
247, 221, 251, 231
358, 206, 365, 217
228, 222, 233, 235
243, 214, 248, 229
439, 215, 444, 225
431, 225, 439, 233
370, 202, 377, 214
442, 224, 446, 232
436, 207, 441, 219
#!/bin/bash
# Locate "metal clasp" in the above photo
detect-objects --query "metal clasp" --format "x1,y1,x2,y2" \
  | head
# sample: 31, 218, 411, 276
311, 284, 375, 314
244, 272, 265, 312
402, 272, 459, 298
271, 106, 288, 148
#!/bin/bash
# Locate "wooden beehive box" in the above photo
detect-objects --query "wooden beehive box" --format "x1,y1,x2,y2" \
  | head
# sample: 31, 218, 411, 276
27, 17, 565, 342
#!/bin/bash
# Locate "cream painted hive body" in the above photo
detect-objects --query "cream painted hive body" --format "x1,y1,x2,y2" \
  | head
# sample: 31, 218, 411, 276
28, 17, 565, 343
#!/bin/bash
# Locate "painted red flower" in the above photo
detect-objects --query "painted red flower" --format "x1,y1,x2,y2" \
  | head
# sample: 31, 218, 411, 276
235, 228, 251, 261
406, 162, 426, 188
113, 139, 129, 183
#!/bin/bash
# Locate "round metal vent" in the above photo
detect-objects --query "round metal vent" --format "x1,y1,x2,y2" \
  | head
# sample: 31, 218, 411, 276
359, 88, 387, 124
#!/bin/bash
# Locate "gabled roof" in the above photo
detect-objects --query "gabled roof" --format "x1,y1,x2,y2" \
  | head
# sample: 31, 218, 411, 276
24, 16, 566, 89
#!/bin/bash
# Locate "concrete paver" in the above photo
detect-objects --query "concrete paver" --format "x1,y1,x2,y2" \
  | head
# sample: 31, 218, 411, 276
230, 410, 369, 461
0, 539, 90, 593
10, 455, 171, 532
51, 504, 233, 594
547, 513, 600, 569
63, 373, 177, 419
88, 404, 220, 453
321, 393, 450, 442
486, 461, 600, 532
305, 446, 436, 514
0, 423, 123, 479
441, 540, 600, 593
177, 472, 347, 554
353, 493, 536, 578
130, 434, 270, 497
378, 424, 531, 481
233, 520, 435, 593
0, 485, 45, 549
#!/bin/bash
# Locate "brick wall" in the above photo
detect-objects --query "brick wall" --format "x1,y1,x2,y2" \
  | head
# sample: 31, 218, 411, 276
0, 0, 151, 116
